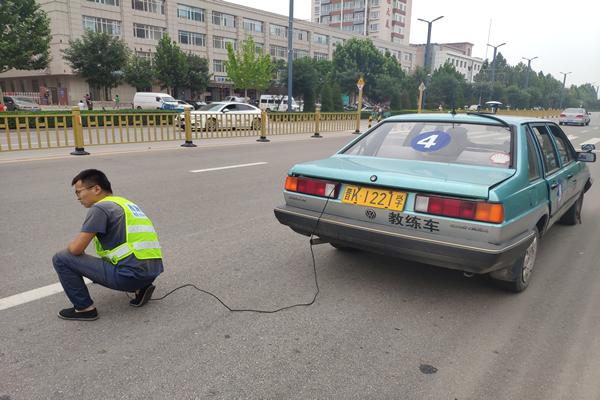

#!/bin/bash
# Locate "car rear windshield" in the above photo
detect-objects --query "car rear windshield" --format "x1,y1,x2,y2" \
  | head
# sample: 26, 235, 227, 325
563, 108, 584, 114
198, 103, 224, 111
342, 121, 513, 169
15, 97, 35, 103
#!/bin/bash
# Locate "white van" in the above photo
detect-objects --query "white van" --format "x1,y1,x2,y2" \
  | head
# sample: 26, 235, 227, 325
133, 92, 178, 110
259, 95, 299, 112
225, 96, 249, 103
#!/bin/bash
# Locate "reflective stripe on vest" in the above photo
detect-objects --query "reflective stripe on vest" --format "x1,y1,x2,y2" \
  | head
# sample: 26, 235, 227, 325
94, 197, 162, 264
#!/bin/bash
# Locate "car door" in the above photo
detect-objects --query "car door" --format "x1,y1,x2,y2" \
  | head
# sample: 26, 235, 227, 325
528, 124, 571, 224
547, 123, 582, 210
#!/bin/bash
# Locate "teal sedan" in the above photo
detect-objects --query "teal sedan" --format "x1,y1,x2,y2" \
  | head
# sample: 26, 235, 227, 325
274, 113, 596, 292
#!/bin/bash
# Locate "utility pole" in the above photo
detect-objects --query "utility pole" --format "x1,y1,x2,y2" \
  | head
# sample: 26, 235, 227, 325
522, 56, 538, 92
487, 42, 505, 101
559, 71, 571, 110
417, 16, 443, 109
287, 0, 293, 112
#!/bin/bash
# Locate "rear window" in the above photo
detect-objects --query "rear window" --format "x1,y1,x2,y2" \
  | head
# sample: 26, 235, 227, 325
563, 108, 584, 114
342, 121, 513, 169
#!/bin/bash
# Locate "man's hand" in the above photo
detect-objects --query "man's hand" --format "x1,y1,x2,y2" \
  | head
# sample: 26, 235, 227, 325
68, 232, 97, 255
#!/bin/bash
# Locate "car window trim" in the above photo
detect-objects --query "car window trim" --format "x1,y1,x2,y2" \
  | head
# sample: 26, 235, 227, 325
527, 123, 560, 176
525, 129, 542, 182
546, 123, 576, 168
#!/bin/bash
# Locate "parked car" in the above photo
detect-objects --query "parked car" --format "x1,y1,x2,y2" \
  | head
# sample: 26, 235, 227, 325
184, 100, 208, 110
559, 108, 591, 126
274, 113, 596, 292
3, 96, 41, 111
175, 101, 262, 130
133, 92, 178, 110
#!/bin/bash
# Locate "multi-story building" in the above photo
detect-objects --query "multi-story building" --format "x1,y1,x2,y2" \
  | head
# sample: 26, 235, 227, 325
411, 42, 484, 83
0, 0, 416, 105
312, 0, 412, 47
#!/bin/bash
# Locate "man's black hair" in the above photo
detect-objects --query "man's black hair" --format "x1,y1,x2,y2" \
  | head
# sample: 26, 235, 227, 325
71, 169, 113, 193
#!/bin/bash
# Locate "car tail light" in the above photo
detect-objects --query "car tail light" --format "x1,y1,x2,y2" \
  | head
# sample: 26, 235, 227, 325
414, 194, 504, 223
560, 114, 566, 117
576, 114, 583, 118
285, 176, 340, 198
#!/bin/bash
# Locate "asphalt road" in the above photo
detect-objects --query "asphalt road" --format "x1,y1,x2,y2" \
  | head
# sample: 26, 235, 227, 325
1, 116, 600, 399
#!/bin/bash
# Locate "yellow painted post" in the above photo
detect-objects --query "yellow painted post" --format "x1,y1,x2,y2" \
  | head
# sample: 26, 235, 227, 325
70, 106, 89, 155
181, 106, 197, 147
257, 110, 269, 142
312, 109, 322, 138
368, 115, 372, 128
354, 77, 365, 134
418, 82, 425, 114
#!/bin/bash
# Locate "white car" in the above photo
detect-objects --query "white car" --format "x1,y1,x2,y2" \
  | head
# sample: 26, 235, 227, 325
559, 108, 591, 126
176, 102, 262, 130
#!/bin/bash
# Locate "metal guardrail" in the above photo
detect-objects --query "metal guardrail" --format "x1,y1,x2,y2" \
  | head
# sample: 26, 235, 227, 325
0, 107, 359, 154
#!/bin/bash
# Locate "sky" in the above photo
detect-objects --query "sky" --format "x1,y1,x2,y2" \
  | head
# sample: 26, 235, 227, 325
223, 0, 600, 90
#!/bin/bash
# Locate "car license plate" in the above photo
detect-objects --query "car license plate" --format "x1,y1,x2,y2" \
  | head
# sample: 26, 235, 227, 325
567, 119, 574, 122
341, 185, 407, 211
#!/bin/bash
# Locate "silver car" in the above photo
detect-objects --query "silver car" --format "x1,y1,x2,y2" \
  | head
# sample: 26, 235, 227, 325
3, 96, 41, 112
559, 108, 591, 126
176, 101, 262, 130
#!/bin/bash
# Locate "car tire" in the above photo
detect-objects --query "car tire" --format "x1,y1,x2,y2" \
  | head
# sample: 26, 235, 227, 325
559, 193, 583, 225
136, 106, 142, 110
491, 227, 538, 293
205, 118, 217, 131
253, 118, 261, 130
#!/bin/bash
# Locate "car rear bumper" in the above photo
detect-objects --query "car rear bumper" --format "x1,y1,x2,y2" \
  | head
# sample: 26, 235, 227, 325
274, 204, 535, 274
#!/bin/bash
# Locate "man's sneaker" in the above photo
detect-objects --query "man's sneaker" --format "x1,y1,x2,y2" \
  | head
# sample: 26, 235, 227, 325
58, 307, 99, 321
130, 284, 155, 307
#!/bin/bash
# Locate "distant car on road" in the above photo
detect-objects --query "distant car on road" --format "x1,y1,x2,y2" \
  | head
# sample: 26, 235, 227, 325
184, 100, 208, 110
275, 112, 596, 292
559, 108, 591, 126
3, 96, 41, 112
176, 101, 261, 130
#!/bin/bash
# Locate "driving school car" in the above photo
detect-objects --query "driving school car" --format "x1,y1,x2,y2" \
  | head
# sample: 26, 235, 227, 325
274, 113, 595, 292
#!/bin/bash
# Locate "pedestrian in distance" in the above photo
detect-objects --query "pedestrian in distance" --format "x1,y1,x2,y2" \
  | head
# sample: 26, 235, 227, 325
85, 94, 93, 110
78, 100, 85, 110
52, 169, 164, 321
438, 104, 443, 113
113, 94, 120, 109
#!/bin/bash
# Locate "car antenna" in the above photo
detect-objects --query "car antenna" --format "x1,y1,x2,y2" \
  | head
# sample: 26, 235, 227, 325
450, 91, 457, 116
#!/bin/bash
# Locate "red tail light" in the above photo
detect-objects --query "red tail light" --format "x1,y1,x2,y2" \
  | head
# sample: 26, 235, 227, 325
576, 115, 583, 118
560, 114, 566, 117
285, 176, 340, 198
415, 194, 504, 223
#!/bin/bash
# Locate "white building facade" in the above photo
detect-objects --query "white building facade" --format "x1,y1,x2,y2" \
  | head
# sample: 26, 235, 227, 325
411, 42, 483, 83
0, 0, 417, 105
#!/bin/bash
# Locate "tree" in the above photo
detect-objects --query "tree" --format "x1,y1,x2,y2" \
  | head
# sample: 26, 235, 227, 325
320, 82, 334, 112
303, 88, 316, 113
281, 58, 318, 100
61, 30, 131, 109
224, 33, 274, 100
153, 34, 188, 95
0, 0, 52, 74
185, 52, 212, 98
331, 83, 344, 111
372, 75, 400, 104
331, 38, 386, 98
390, 91, 402, 111
400, 89, 410, 110
123, 55, 154, 92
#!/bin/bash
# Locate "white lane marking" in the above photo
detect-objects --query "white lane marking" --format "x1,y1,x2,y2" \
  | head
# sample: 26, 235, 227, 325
595, 127, 599, 130
0, 278, 92, 311
567, 135, 578, 140
190, 162, 268, 173
581, 130, 588, 133
580, 138, 600, 145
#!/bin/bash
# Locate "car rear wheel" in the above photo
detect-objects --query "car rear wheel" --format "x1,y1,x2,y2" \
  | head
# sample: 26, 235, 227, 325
491, 227, 538, 293
559, 193, 583, 225
253, 118, 261, 130
205, 118, 217, 131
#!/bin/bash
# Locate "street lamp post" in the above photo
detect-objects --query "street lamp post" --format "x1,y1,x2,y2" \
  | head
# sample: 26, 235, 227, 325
487, 42, 506, 101
522, 56, 538, 92
287, 0, 293, 113
417, 16, 443, 109
559, 71, 571, 110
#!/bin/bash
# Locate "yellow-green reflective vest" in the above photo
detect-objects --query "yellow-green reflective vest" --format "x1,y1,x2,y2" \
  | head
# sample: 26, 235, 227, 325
94, 196, 162, 265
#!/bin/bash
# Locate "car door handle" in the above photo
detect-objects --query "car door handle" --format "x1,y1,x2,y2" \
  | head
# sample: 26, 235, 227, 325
551, 183, 558, 190
567, 173, 574, 180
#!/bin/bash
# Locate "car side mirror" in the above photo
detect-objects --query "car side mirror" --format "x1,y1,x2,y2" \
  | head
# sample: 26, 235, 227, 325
582, 144, 595, 151
577, 152, 596, 162
222, 109, 230, 113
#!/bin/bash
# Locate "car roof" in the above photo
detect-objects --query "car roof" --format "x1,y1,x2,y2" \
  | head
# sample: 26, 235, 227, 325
385, 112, 550, 125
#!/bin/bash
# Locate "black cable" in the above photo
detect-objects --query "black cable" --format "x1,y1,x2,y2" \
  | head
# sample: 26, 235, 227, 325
128, 192, 333, 313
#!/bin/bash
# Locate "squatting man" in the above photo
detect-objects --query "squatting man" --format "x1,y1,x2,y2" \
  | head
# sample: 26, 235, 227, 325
52, 169, 164, 321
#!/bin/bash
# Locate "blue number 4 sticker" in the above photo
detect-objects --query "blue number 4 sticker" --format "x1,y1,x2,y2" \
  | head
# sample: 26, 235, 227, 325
411, 131, 451, 152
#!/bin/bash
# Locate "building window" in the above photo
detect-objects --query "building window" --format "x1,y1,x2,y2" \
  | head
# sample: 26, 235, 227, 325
394, 1, 406, 12
83, 16, 121, 35
136, 51, 154, 65
132, 0, 164, 14
314, 18, 320, 23
86, 0, 119, 5
270, 24, 288, 38
133, 23, 165, 40
354, 12, 364, 21
243, 18, 264, 33
212, 11, 236, 27
269, 45, 287, 58
293, 49, 308, 59
392, 37, 403, 44
321, 16, 330, 24
393, 13, 405, 23
354, 24, 364, 33
177, 4, 204, 21
313, 33, 328, 45
331, 15, 341, 23
343, 25, 353, 32
390, 51, 399, 59
293, 29, 308, 41
372, 0, 380, 6
369, 23, 378, 32
314, 6, 320, 13
377, 47, 386, 55
213, 36, 236, 50
343, 1, 355, 9
314, 52, 328, 61
213, 60, 226, 73
393, 26, 404, 34
179, 31, 205, 46
343, 13, 352, 22
370, 11, 379, 19
403, 53, 411, 61
255, 43, 264, 54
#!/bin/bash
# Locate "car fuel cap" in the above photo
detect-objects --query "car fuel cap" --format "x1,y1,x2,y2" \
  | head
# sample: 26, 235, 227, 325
370, 175, 377, 182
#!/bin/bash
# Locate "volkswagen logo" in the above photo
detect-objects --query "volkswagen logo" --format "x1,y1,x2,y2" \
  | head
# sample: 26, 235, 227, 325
365, 209, 377, 219
370, 175, 378, 182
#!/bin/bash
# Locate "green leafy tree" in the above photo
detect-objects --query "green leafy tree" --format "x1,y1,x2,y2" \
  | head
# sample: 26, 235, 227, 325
61, 30, 131, 109
331, 38, 386, 98
320, 82, 334, 112
390, 90, 402, 111
303, 88, 316, 113
153, 34, 188, 95
281, 58, 318, 100
400, 89, 410, 110
0, 0, 52, 74
185, 52, 212, 98
372, 75, 401, 104
123, 55, 154, 91
224, 34, 274, 100
331, 83, 344, 111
